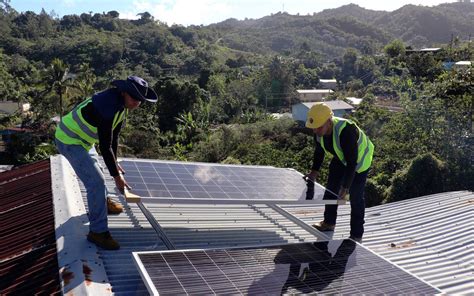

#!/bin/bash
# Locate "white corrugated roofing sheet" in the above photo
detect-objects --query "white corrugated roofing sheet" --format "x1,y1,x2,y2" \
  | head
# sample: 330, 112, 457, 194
302, 100, 354, 110
297, 89, 334, 94
53, 157, 473, 295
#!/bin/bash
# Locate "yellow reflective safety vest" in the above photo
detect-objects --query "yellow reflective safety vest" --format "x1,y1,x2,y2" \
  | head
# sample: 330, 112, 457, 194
317, 117, 374, 173
55, 98, 127, 150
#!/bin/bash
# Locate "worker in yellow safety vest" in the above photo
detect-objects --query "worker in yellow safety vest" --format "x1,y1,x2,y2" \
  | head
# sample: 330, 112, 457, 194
304, 102, 374, 243
55, 76, 157, 250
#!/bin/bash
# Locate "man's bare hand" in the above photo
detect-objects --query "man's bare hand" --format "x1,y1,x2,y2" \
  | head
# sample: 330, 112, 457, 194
117, 163, 126, 174
114, 174, 131, 194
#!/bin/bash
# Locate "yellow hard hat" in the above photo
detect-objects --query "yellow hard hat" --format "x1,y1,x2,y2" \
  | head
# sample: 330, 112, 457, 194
305, 103, 333, 129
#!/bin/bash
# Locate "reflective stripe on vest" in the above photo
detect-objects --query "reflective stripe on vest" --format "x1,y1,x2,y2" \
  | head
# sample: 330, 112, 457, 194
55, 98, 126, 150
318, 117, 374, 173
58, 121, 91, 148
112, 109, 127, 128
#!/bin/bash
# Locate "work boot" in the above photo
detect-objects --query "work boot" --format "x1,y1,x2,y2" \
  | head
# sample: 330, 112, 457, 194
312, 221, 335, 231
87, 231, 120, 250
349, 235, 363, 243
107, 197, 123, 214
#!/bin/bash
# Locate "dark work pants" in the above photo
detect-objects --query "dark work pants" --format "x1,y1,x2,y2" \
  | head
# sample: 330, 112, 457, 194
323, 159, 369, 238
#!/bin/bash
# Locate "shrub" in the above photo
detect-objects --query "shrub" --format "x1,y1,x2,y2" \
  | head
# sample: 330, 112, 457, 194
385, 153, 446, 202
364, 178, 385, 207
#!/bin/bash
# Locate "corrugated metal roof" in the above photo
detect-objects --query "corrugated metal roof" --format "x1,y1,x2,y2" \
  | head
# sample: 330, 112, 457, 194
297, 89, 334, 94
302, 100, 354, 110
51, 157, 473, 295
282, 191, 474, 294
68, 158, 327, 295
86, 196, 326, 294
88, 156, 474, 294
0, 159, 61, 295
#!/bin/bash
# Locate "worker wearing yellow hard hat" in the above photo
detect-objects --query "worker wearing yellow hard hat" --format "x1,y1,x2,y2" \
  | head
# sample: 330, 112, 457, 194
304, 102, 374, 243
305, 102, 334, 129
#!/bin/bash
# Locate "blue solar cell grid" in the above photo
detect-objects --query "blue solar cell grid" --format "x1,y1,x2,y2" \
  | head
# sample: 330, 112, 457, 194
120, 160, 318, 201
134, 239, 440, 295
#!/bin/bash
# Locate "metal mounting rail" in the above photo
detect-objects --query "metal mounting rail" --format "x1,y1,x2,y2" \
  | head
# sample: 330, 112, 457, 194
125, 196, 347, 205
266, 204, 332, 241
123, 178, 349, 206
136, 202, 176, 250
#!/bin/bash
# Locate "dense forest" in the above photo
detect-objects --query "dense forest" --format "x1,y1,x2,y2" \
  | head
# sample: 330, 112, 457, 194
0, 0, 472, 206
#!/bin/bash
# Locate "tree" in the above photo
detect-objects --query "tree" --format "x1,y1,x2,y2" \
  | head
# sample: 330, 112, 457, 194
175, 111, 198, 144
296, 45, 323, 69
355, 37, 376, 55
156, 78, 204, 132
38, 8, 54, 37
339, 48, 358, 83
68, 63, 96, 107
43, 58, 71, 119
0, 50, 17, 101
319, 63, 339, 80
0, 0, 12, 13
405, 53, 442, 81
384, 39, 405, 59
107, 11, 119, 18
12, 11, 40, 39
59, 14, 82, 30
355, 56, 376, 85
294, 64, 319, 88
386, 153, 446, 202
135, 12, 154, 25
268, 56, 295, 109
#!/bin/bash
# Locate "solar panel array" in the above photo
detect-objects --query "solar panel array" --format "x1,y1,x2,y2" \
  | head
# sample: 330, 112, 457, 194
120, 160, 325, 202
134, 239, 440, 295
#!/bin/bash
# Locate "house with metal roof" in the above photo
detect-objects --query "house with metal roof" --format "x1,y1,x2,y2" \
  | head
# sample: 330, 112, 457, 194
318, 79, 337, 90
405, 47, 442, 55
345, 97, 363, 106
453, 61, 472, 69
1, 157, 472, 295
296, 89, 334, 102
0, 101, 30, 116
292, 100, 354, 123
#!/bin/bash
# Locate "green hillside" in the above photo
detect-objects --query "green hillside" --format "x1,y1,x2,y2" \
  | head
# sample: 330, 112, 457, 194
209, 3, 473, 59
0, 2, 472, 205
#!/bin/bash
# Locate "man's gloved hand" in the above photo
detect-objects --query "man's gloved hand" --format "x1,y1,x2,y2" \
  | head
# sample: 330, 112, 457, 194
338, 187, 349, 200
303, 170, 319, 182
304, 171, 318, 200
114, 174, 131, 194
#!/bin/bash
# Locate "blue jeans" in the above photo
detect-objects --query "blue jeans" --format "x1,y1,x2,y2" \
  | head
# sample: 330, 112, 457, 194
56, 140, 108, 233
323, 159, 369, 238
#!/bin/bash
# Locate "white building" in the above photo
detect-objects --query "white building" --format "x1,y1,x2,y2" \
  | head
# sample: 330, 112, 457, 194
297, 89, 334, 102
453, 61, 472, 69
0, 101, 30, 116
292, 100, 354, 123
346, 97, 363, 106
318, 79, 337, 90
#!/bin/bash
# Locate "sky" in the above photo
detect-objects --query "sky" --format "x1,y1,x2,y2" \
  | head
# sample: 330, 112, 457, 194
9, 0, 454, 26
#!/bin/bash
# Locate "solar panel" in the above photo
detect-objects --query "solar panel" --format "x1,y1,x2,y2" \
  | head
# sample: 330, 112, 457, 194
120, 159, 340, 204
133, 239, 440, 295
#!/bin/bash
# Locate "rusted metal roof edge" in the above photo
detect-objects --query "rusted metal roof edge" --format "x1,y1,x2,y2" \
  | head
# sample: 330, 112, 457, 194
0, 159, 61, 295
